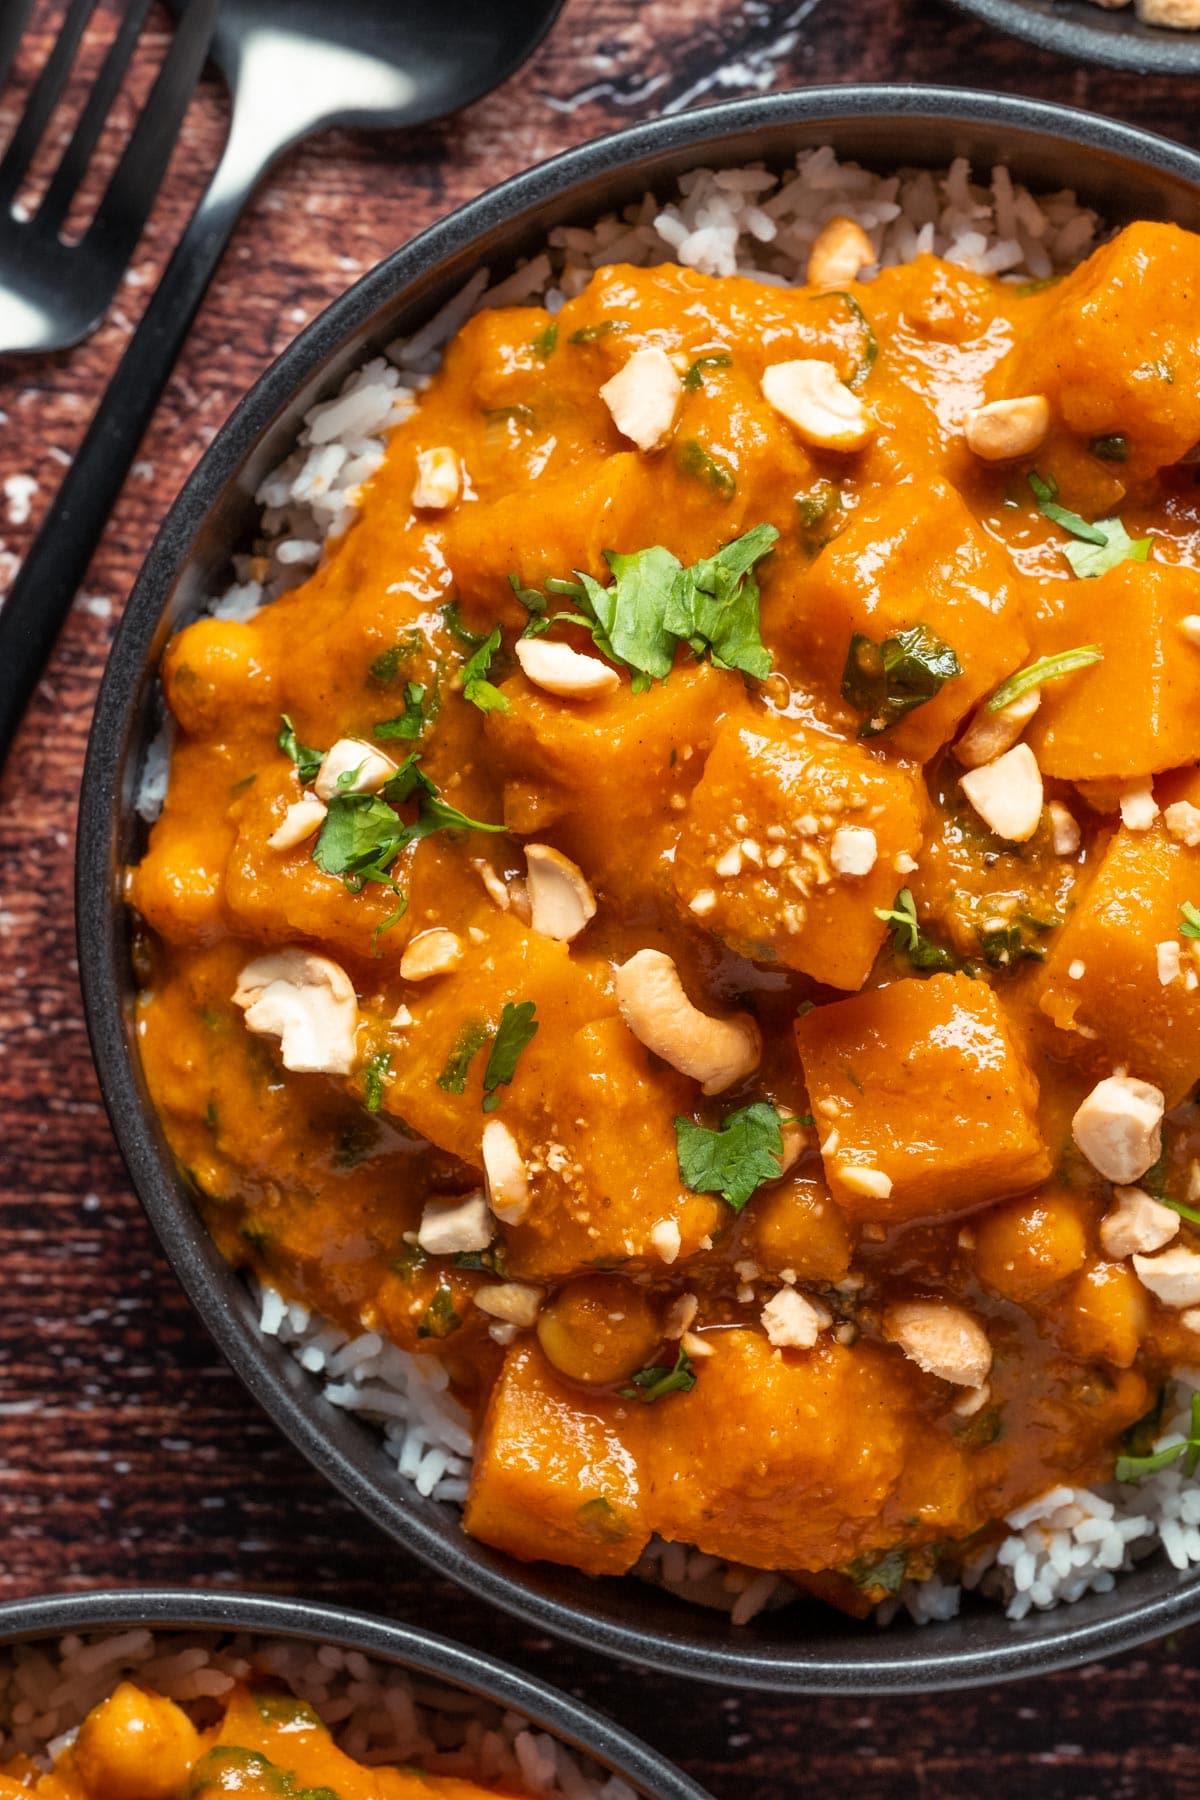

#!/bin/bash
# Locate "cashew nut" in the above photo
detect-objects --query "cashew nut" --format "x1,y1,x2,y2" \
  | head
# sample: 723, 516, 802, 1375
836, 1164, 893, 1201
884, 1298, 992, 1389
314, 737, 397, 801
963, 395, 1050, 462
953, 688, 1040, 771
760, 1288, 831, 1349
482, 1118, 530, 1224
417, 1191, 494, 1256
1119, 782, 1159, 832
525, 843, 597, 941
412, 445, 462, 511
599, 345, 680, 452
1165, 800, 1200, 847
399, 928, 464, 981
232, 948, 358, 1075
514, 635, 620, 700
829, 825, 877, 876
761, 359, 874, 453
1099, 1187, 1180, 1260
1133, 1245, 1200, 1308
473, 1280, 544, 1327
1072, 1074, 1164, 1185
1048, 798, 1081, 856
614, 948, 761, 1094
959, 743, 1044, 841
806, 215, 875, 288
268, 796, 328, 851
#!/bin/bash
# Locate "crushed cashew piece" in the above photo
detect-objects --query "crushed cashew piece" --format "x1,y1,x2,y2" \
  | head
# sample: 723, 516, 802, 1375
650, 1217, 682, 1265
1048, 799, 1081, 858
1072, 1074, 1165, 1185
474, 1281, 544, 1327
761, 358, 874, 453
599, 346, 681, 451
268, 796, 327, 851
400, 928, 464, 982
314, 738, 396, 802
1164, 800, 1200, 847
1133, 1245, 1200, 1309
884, 1299, 992, 1389
412, 445, 461, 511
1119, 783, 1159, 832
525, 844, 596, 942
954, 688, 1040, 771
1157, 941, 1182, 986
760, 1288, 831, 1350
964, 394, 1050, 462
482, 1119, 530, 1225
830, 825, 877, 877
418, 1191, 494, 1256
515, 635, 620, 700
233, 948, 358, 1076
836, 1164, 893, 1201
1100, 1187, 1180, 1260
959, 744, 1043, 842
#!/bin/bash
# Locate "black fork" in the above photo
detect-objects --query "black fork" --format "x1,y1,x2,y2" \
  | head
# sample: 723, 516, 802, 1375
0, 0, 218, 355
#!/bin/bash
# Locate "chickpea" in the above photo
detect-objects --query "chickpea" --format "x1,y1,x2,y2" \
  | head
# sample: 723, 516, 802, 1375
536, 1275, 662, 1385
73, 1682, 200, 1800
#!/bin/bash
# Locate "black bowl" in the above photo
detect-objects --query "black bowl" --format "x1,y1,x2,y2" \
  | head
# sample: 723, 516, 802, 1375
948, 0, 1200, 75
77, 84, 1200, 1692
0, 1588, 709, 1799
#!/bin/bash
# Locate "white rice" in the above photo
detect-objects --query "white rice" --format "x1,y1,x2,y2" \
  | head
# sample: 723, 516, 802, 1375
136, 146, 1200, 1628
0, 1626, 637, 1797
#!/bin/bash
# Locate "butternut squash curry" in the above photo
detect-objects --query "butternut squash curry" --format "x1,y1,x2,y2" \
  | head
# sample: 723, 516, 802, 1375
130, 212, 1200, 1613
1, 1681, 512, 1800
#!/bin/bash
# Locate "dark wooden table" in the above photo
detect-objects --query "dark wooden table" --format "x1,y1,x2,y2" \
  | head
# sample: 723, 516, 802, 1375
3, 2, 1200, 1793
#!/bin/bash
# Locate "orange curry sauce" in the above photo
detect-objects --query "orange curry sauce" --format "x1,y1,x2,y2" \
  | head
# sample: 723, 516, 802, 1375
0, 1681, 515, 1800
131, 220, 1200, 1611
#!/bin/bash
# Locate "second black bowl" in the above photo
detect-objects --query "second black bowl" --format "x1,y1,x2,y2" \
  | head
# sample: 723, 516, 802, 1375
77, 83, 1200, 1692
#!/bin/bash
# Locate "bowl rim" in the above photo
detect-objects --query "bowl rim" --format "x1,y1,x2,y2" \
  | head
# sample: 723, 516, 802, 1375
946, 0, 1200, 76
76, 82, 1200, 1694
0, 1587, 710, 1799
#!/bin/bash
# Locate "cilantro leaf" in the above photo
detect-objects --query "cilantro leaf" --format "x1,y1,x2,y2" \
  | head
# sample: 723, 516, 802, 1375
375, 681, 427, 740
313, 794, 408, 886
576, 545, 681, 689
683, 352, 731, 390
1062, 518, 1152, 580
987, 647, 1102, 712
568, 320, 627, 344
531, 322, 558, 360
676, 437, 736, 499
1028, 471, 1107, 545
668, 523, 778, 681
482, 1000, 538, 1111
363, 1051, 391, 1113
417, 1280, 462, 1341
875, 888, 959, 973
278, 715, 325, 787
441, 601, 486, 647
842, 624, 961, 738
1181, 902, 1200, 940
369, 634, 423, 684
675, 1102, 784, 1211
618, 1346, 696, 1404
461, 626, 510, 715
437, 1020, 491, 1094
1116, 1391, 1200, 1483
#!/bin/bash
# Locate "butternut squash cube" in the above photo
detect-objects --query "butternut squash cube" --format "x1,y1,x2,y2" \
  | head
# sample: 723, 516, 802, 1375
1025, 562, 1200, 781
777, 477, 1029, 760
795, 973, 1051, 1223
465, 1341, 648, 1575
672, 715, 925, 987
999, 222, 1200, 476
1034, 771, 1200, 1106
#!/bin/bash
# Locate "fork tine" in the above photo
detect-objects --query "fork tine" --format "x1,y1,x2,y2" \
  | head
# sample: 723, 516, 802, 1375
38, 0, 154, 233
0, 0, 37, 99
0, 0, 99, 206
86, 0, 217, 258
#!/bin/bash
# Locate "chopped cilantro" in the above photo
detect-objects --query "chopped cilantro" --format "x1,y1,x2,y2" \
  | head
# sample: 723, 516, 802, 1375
683, 351, 732, 390
363, 1050, 391, 1113
452, 1239, 508, 1276
977, 915, 1056, 969
841, 624, 961, 738
481, 1000, 538, 1111
875, 888, 959, 973
531, 321, 558, 360
1028, 471, 1107, 545
441, 601, 486, 646
988, 647, 1103, 711
811, 290, 878, 390
1063, 517, 1152, 580
312, 794, 408, 888
1162, 1195, 1200, 1228
677, 437, 736, 500
374, 680, 427, 740
842, 1548, 909, 1596
1181, 902, 1200, 940
675, 1103, 784, 1211
369, 634, 423, 683
437, 1020, 491, 1094
576, 1495, 630, 1541
417, 1280, 462, 1341
277, 714, 324, 786
666, 523, 779, 681
618, 1346, 696, 1404
1090, 433, 1129, 463
795, 478, 842, 553
483, 404, 535, 426
568, 320, 627, 343
390, 1241, 428, 1279
461, 625, 510, 715
1116, 1391, 1200, 1482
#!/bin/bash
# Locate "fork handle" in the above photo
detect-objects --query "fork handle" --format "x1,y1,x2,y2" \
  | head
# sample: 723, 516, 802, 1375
0, 122, 276, 763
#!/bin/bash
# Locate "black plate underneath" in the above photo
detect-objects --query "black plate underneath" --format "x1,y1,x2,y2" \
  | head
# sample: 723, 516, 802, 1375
948, 0, 1200, 73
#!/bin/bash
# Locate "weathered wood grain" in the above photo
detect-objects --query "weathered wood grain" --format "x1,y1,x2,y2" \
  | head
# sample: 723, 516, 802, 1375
3, 2, 1200, 1794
